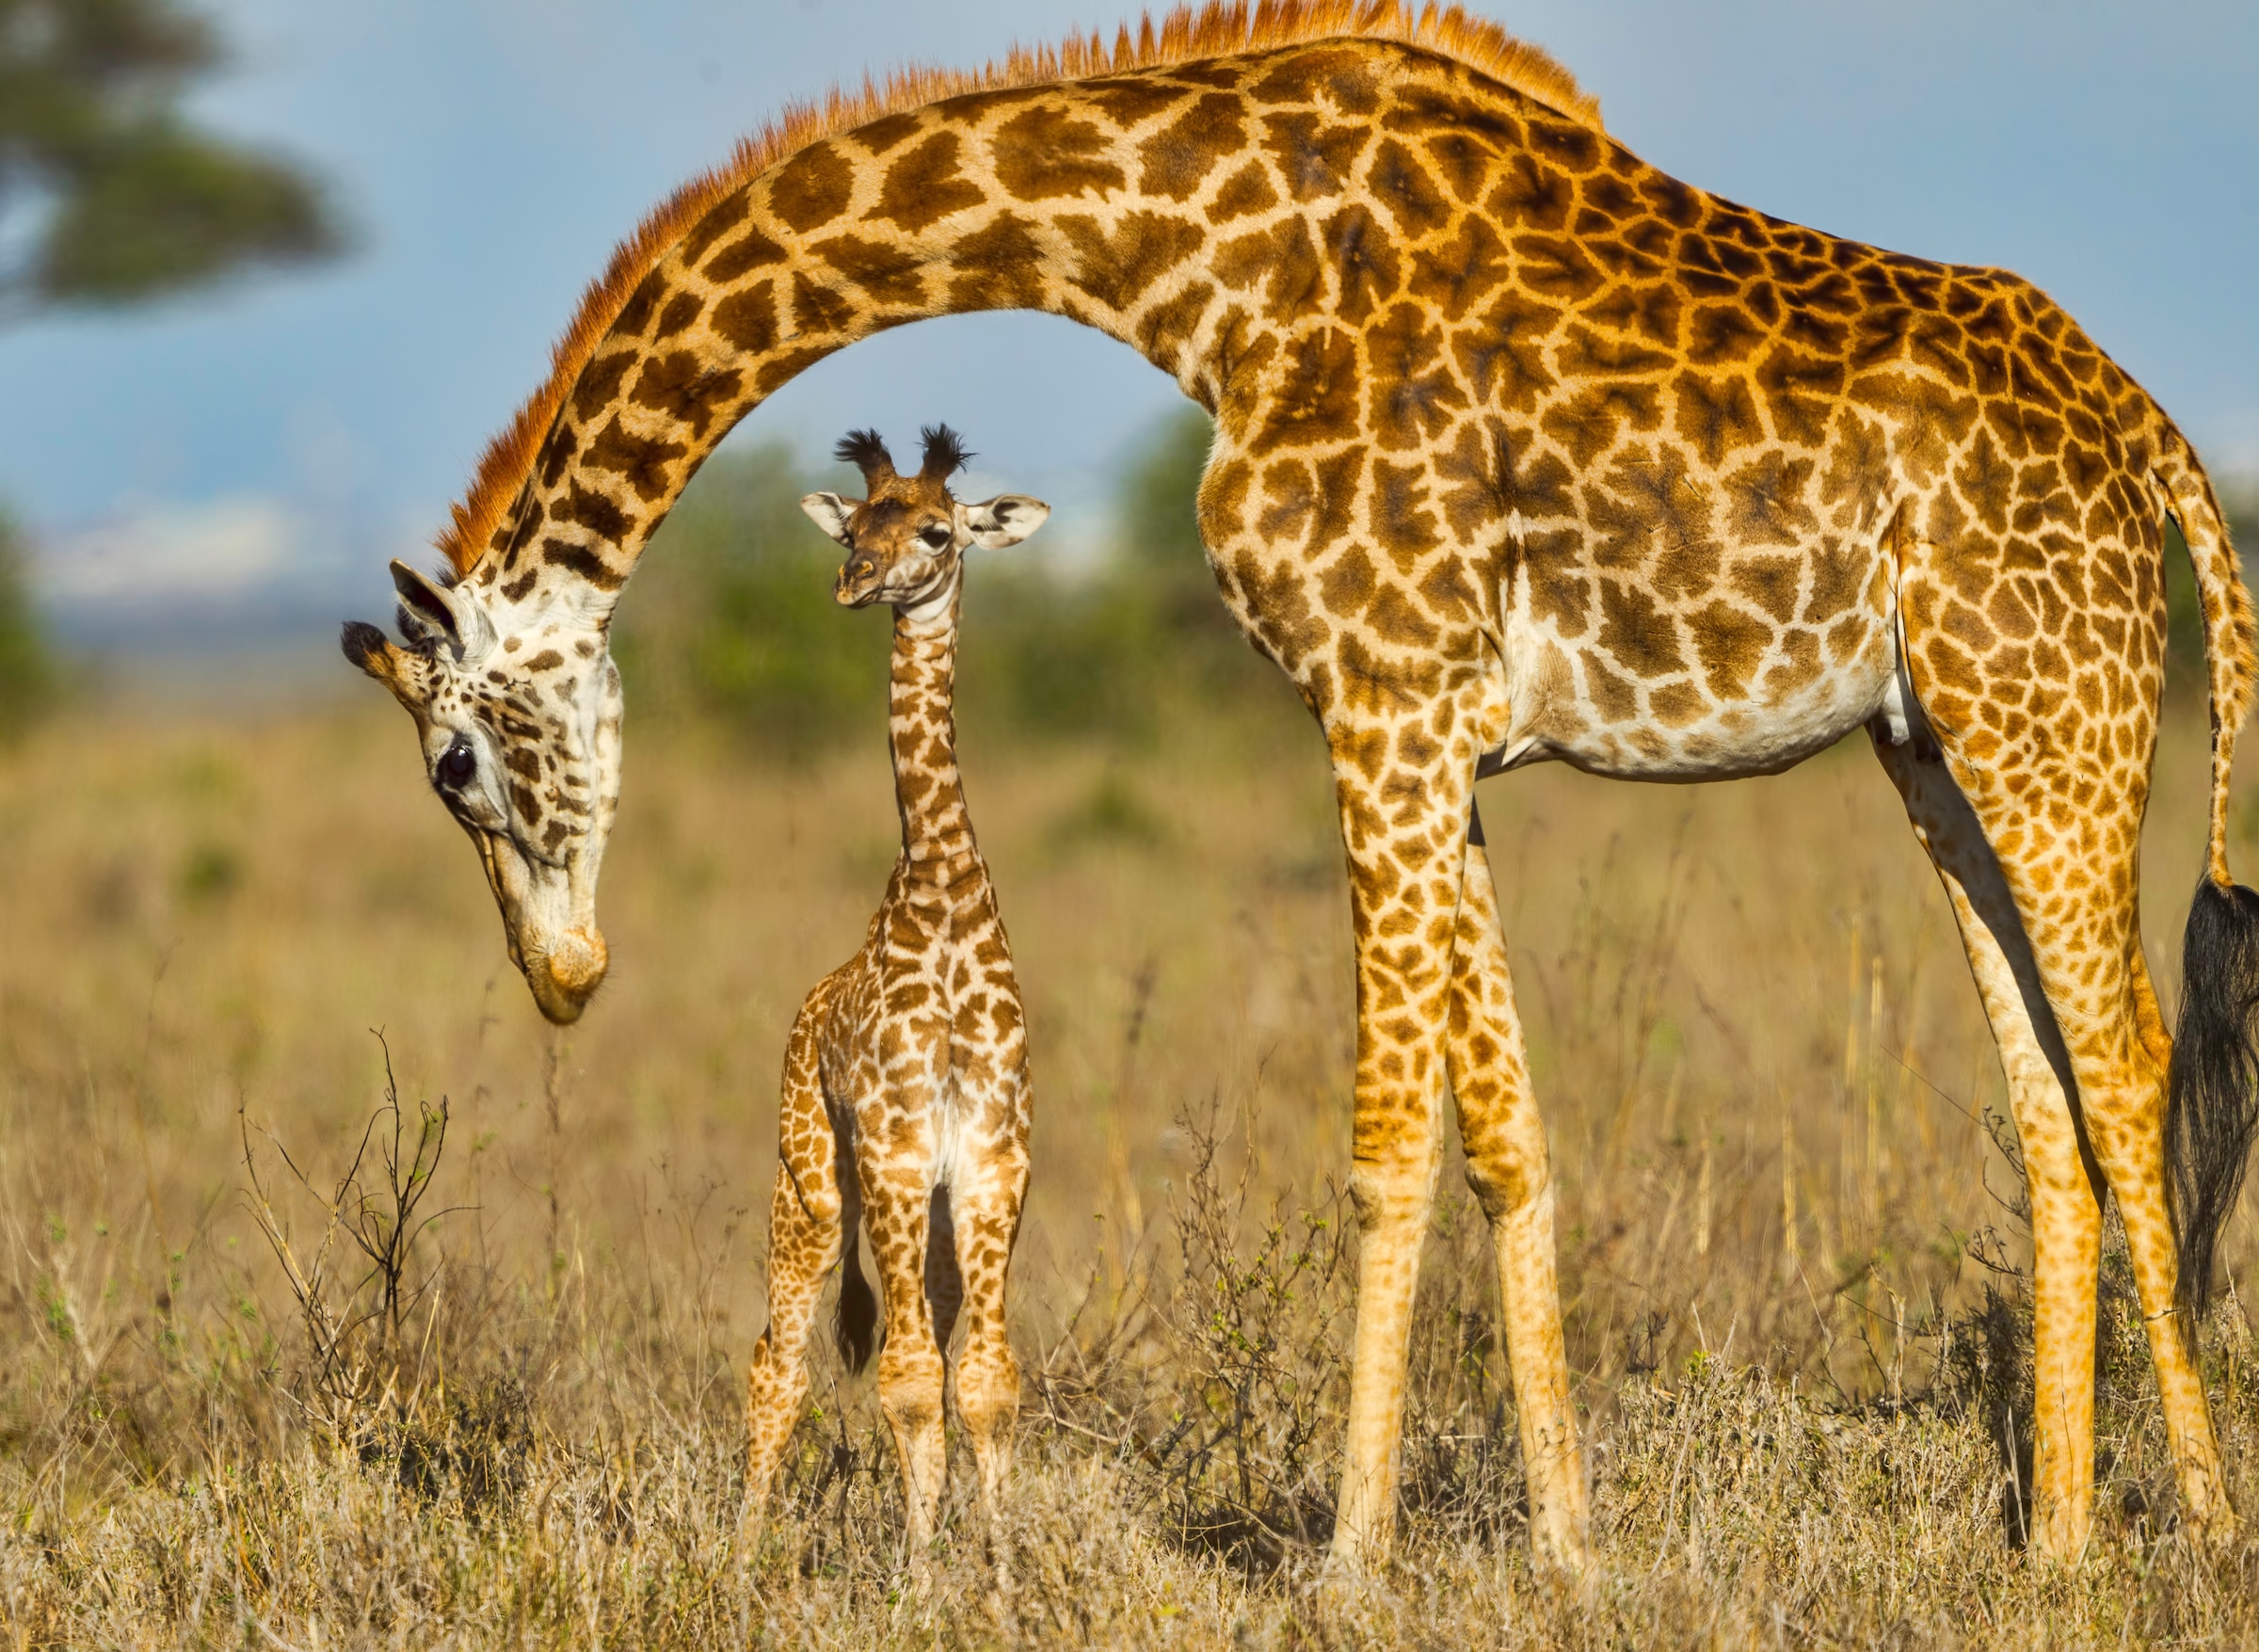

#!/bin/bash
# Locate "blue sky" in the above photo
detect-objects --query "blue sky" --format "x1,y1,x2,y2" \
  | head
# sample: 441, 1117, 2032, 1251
4, 0, 2254, 642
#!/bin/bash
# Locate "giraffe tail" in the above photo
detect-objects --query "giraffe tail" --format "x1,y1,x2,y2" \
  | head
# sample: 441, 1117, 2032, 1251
2156, 414, 2259, 1316
834, 1230, 880, 1374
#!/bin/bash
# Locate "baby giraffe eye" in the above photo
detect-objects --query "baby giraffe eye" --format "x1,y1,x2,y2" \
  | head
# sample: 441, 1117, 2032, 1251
437, 740, 476, 789
920, 524, 951, 549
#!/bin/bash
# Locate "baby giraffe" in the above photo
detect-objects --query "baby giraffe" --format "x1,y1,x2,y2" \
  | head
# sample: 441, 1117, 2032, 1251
743, 424, 1048, 1553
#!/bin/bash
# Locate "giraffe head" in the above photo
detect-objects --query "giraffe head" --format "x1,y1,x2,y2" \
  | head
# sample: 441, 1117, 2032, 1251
340, 562, 621, 1025
801, 425, 1049, 616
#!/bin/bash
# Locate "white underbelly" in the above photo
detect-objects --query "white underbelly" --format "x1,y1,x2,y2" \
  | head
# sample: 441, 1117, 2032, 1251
1484, 599, 1902, 784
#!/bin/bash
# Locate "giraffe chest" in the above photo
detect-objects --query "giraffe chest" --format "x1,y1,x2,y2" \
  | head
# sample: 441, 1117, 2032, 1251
1485, 533, 1903, 782
825, 891, 1021, 1100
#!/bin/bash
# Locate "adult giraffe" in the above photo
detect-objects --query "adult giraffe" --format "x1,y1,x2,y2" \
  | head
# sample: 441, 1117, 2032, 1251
342, 1, 2259, 1567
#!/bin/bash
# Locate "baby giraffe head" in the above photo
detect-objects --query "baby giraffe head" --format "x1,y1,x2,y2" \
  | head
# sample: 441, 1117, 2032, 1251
801, 425, 1048, 617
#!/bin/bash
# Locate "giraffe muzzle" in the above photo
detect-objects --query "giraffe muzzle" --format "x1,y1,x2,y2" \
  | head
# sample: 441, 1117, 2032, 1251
835, 557, 884, 607
526, 926, 609, 1024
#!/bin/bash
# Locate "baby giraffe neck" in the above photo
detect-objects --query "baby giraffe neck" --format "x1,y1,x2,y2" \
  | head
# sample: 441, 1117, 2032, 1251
889, 587, 971, 878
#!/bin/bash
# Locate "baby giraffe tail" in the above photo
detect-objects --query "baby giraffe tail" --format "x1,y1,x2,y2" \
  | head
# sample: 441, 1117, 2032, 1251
2158, 418, 2259, 1316
835, 1234, 880, 1373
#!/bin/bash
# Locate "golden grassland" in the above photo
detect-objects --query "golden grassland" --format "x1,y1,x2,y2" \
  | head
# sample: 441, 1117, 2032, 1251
4, 680, 2259, 1647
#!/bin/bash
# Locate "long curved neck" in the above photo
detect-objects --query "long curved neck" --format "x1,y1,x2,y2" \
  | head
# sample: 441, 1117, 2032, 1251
470, 67, 1246, 610
889, 586, 970, 876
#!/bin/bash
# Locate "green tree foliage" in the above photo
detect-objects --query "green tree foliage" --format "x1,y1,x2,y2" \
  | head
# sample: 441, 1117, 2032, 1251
613, 443, 890, 763
616, 409, 1306, 762
973, 407, 1294, 742
0, 0, 345, 313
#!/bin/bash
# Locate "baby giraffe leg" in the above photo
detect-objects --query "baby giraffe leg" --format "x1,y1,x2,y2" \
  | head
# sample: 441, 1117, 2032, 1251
864, 1161, 950, 1551
950, 1130, 1030, 1515
744, 1005, 845, 1535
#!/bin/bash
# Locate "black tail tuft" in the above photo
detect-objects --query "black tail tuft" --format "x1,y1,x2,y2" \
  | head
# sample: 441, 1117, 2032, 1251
834, 1236, 879, 1374
2170, 875, 2259, 1315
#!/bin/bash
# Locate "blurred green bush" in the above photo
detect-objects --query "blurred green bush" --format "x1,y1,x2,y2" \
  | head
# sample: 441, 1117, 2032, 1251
615, 409, 1304, 760
612, 442, 883, 762
0, 508, 54, 730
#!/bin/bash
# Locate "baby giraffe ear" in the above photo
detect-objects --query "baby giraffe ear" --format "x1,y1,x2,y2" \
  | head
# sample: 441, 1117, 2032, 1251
800, 492, 857, 545
961, 494, 1050, 550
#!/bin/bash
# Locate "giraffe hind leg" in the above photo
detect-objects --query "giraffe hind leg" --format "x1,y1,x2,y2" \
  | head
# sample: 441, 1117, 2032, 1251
1880, 724, 2232, 1549
1874, 732, 2101, 1554
744, 1003, 848, 1538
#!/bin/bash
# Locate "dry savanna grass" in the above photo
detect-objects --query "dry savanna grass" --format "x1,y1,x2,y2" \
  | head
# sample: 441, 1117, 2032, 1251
4, 679, 2259, 1647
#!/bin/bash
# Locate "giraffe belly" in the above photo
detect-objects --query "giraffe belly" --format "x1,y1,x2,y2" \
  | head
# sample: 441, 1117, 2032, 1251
1487, 604, 1900, 782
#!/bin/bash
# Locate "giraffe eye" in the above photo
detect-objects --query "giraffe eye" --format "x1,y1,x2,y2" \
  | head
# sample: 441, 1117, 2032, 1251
921, 525, 951, 550
437, 740, 476, 789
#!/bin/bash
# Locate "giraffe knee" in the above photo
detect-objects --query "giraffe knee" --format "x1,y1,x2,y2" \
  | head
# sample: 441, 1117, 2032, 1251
1459, 1098, 1548, 1213
1347, 1136, 1444, 1229
1462, 1142, 1545, 1221
877, 1342, 946, 1432
781, 1173, 843, 1231
956, 1343, 1021, 1436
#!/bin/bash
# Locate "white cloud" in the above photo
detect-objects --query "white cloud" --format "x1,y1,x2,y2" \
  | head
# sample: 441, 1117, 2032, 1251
37, 495, 297, 605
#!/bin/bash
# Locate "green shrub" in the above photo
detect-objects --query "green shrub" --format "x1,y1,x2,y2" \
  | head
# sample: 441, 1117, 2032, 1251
0, 508, 55, 730
612, 443, 889, 762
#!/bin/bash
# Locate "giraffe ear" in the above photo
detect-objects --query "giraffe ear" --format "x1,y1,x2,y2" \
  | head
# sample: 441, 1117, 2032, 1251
389, 559, 495, 661
960, 494, 1049, 550
800, 492, 857, 546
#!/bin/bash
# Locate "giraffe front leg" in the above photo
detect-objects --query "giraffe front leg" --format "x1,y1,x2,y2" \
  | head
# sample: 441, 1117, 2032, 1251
948, 1125, 1029, 1516
1326, 734, 1466, 1570
863, 1159, 950, 1556
1448, 805, 1590, 1570
744, 1005, 847, 1544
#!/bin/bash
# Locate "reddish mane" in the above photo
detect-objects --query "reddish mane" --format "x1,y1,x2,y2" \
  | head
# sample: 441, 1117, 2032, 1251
436, 0, 1598, 575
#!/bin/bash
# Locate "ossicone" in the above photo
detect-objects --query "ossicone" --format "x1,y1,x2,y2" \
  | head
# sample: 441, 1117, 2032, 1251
340, 619, 391, 675
340, 617, 425, 708
919, 423, 972, 483
835, 428, 895, 489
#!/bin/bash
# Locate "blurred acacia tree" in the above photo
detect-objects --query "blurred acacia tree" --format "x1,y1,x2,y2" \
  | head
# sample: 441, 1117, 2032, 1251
0, 0, 345, 315
0, 0, 346, 727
